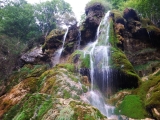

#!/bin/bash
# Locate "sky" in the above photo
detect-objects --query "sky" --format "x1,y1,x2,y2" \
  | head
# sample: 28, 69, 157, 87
26, 0, 91, 21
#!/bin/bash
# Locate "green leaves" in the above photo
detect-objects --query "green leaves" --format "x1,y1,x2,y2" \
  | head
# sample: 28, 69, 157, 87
116, 0, 160, 26
33, 0, 74, 37
0, 0, 74, 40
0, 0, 38, 41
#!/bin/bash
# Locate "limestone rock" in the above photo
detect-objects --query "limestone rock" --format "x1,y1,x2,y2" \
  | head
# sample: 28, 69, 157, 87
21, 46, 50, 65
80, 3, 105, 45
123, 8, 140, 21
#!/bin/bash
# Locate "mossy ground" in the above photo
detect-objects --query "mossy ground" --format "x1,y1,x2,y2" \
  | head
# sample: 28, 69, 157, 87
111, 9, 124, 23
69, 50, 90, 68
115, 95, 148, 119
136, 71, 160, 107
141, 18, 160, 32
4, 93, 107, 120
134, 60, 160, 73
2, 63, 91, 119
3, 94, 52, 120
114, 70, 160, 119
5, 64, 48, 92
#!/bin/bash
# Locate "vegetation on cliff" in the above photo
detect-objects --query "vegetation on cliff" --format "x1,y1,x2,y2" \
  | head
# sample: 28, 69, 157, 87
107, 0, 160, 26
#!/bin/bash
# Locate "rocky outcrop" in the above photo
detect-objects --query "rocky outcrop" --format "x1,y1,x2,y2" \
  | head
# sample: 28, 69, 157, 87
110, 8, 160, 119
20, 46, 50, 65
0, 63, 108, 119
41, 25, 80, 65
80, 3, 105, 45
111, 8, 160, 77
39, 4, 106, 66
0, 64, 48, 119
137, 69, 160, 119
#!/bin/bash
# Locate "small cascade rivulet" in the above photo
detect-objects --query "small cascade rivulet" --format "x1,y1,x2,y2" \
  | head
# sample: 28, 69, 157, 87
51, 28, 68, 66
82, 11, 115, 118
77, 31, 81, 50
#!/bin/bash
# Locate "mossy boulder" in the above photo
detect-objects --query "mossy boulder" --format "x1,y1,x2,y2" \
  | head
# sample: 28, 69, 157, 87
4, 64, 48, 94
80, 3, 105, 45
136, 70, 160, 119
21, 46, 50, 65
111, 9, 125, 25
42, 29, 65, 53
115, 95, 148, 119
123, 8, 140, 21
4, 93, 107, 120
39, 65, 86, 99
1, 62, 107, 120
0, 64, 48, 119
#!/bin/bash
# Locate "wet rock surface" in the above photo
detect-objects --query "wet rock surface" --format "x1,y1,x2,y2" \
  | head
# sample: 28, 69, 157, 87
111, 8, 160, 77
21, 46, 50, 65
80, 3, 105, 45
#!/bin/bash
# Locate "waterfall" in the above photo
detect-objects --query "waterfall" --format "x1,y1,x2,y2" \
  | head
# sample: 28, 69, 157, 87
51, 28, 68, 66
77, 31, 81, 49
59, 27, 69, 59
82, 11, 115, 118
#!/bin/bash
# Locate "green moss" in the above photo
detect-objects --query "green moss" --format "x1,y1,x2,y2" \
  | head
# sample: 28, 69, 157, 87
116, 95, 148, 119
66, 42, 74, 47
133, 73, 160, 118
69, 100, 106, 120
81, 54, 90, 68
134, 60, 160, 72
63, 90, 71, 99
69, 74, 79, 83
110, 47, 139, 79
82, 85, 88, 93
4, 94, 52, 120
146, 25, 160, 32
69, 50, 90, 68
5, 64, 48, 92
56, 106, 74, 120
137, 74, 160, 109
57, 63, 75, 72
140, 18, 160, 32
111, 9, 124, 22
46, 29, 65, 41
141, 18, 154, 27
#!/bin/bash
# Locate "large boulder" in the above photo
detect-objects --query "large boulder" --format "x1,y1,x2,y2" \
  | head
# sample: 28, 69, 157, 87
80, 3, 105, 45
111, 9, 160, 77
123, 8, 140, 21
21, 46, 50, 65
42, 25, 80, 66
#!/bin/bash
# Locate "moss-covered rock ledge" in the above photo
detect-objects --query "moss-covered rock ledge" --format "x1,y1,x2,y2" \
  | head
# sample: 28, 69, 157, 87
0, 63, 108, 119
4, 93, 107, 120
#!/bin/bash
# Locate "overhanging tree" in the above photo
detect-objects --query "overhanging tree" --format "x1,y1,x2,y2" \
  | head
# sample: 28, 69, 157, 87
34, 0, 76, 37
0, 0, 39, 41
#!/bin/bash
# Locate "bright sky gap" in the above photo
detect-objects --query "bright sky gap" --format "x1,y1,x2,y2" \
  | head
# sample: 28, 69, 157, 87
26, 0, 91, 21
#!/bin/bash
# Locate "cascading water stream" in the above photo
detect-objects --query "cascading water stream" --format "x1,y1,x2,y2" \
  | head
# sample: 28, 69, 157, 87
51, 28, 68, 66
59, 27, 69, 59
77, 31, 81, 50
82, 11, 115, 118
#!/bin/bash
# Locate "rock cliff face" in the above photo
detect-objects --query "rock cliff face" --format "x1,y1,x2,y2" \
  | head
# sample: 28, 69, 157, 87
111, 8, 160, 77
80, 3, 105, 45
111, 8, 160, 119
